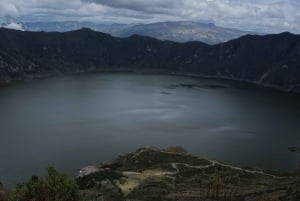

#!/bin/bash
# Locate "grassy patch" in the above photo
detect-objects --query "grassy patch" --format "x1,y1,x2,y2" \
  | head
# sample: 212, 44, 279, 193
76, 170, 123, 190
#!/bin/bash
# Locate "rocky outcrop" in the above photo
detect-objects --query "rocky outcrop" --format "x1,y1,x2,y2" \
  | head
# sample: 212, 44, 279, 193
0, 28, 300, 93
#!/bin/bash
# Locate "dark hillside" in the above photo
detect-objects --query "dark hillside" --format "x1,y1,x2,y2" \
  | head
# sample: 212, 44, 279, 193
0, 28, 300, 92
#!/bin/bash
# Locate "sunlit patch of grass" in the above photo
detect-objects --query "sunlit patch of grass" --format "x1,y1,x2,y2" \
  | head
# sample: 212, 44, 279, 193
117, 169, 173, 196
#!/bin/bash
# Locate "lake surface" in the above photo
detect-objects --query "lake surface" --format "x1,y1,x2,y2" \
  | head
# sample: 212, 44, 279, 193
0, 73, 300, 187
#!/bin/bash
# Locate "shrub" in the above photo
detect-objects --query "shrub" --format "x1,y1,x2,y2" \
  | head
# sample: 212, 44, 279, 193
0, 182, 9, 201
10, 165, 81, 201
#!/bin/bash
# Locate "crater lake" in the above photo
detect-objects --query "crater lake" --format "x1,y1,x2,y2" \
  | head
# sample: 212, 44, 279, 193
1, 73, 300, 187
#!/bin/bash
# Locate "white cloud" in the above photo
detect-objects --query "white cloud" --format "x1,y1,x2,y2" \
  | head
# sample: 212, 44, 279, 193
3, 22, 23, 30
0, 0, 299, 33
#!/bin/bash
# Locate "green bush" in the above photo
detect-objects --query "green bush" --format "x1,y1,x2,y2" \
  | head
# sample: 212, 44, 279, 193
10, 165, 81, 201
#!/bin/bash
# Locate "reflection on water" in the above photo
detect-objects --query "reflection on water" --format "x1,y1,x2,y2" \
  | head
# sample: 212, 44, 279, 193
0, 73, 300, 187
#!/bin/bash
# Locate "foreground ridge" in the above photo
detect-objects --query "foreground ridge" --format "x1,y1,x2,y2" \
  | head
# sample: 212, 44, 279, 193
75, 146, 300, 201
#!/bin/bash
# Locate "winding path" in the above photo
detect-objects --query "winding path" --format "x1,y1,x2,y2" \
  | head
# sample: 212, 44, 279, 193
158, 150, 285, 178
167, 161, 282, 179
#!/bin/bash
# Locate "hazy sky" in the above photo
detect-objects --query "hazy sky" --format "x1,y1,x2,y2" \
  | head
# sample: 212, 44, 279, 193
0, 0, 299, 33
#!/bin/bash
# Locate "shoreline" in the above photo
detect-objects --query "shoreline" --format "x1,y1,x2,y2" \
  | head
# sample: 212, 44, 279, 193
1, 69, 300, 96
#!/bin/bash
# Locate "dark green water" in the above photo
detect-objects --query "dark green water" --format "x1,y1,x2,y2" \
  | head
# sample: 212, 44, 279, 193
0, 73, 300, 187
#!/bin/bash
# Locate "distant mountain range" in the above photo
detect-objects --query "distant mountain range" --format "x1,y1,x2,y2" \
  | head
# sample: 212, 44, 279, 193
0, 28, 299, 93
2, 21, 257, 45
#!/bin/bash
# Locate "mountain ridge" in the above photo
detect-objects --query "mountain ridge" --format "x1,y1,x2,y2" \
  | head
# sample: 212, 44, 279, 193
0, 28, 299, 93
2, 21, 258, 44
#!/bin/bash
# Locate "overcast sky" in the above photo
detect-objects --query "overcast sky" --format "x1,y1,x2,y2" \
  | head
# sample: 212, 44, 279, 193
0, 0, 299, 33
